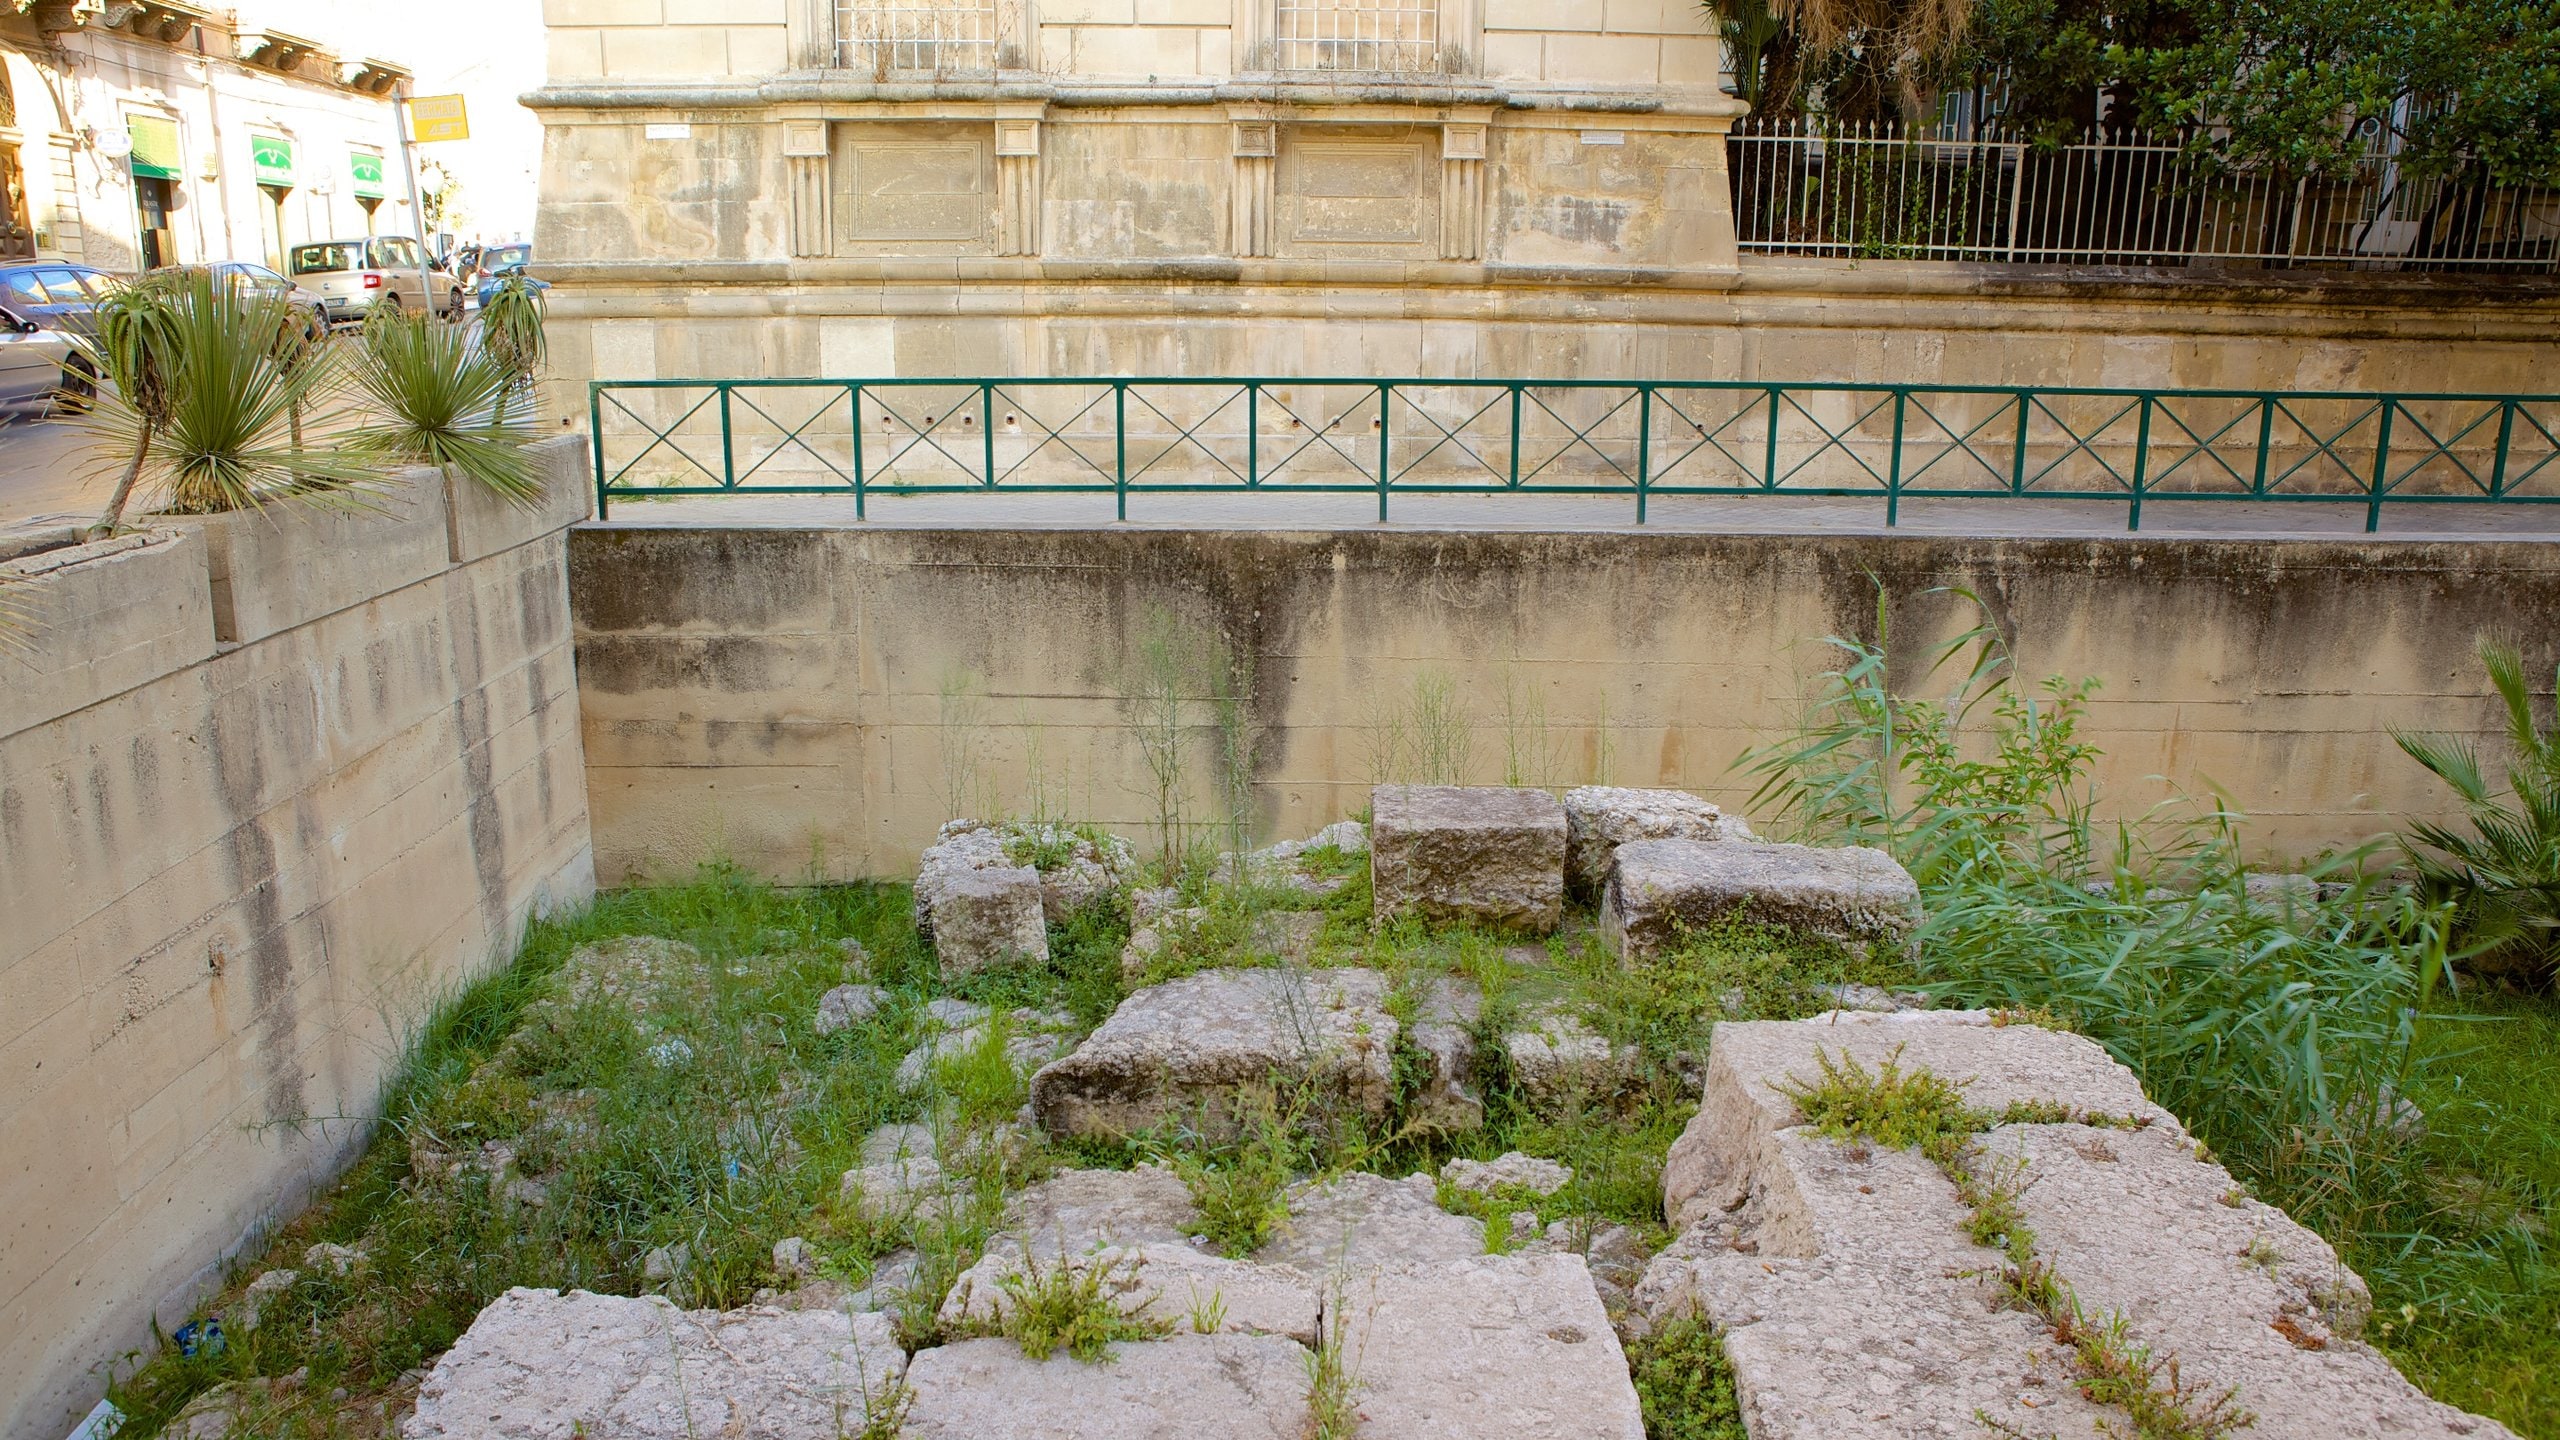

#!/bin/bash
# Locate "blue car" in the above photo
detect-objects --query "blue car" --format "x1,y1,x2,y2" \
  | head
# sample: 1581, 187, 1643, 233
471, 244, 548, 310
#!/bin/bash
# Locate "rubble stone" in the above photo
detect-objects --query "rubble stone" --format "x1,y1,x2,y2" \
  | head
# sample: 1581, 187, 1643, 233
899, 1334, 1311, 1440
813, 983, 887, 1035
1601, 838, 1921, 962
1408, 976, 1485, 1131
926, 865, 1050, 975
1442, 1152, 1574, 1197
403, 1288, 907, 1440
1029, 968, 1399, 1141
1502, 1004, 1637, 1113
1371, 785, 1567, 933
1563, 786, 1752, 902
233, 1269, 299, 1332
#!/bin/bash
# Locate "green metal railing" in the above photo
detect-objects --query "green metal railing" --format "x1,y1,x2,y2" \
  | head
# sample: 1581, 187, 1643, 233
590, 377, 2560, 531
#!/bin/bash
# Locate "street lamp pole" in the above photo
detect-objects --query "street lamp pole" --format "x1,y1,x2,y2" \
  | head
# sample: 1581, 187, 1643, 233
391, 79, 439, 317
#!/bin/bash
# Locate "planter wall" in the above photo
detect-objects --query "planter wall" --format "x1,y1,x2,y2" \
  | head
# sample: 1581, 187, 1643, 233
0, 526, 215, 739
447, 433, 596, 565
166, 480, 453, 645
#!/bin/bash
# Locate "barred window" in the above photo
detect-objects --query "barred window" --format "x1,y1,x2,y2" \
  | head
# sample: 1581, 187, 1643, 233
835, 0, 998, 74
1273, 0, 1440, 72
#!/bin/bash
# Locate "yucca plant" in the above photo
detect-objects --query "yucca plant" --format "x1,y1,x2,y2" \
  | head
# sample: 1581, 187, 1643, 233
74, 270, 381, 528
349, 305, 543, 507
477, 273, 547, 428
2396, 638, 2560, 985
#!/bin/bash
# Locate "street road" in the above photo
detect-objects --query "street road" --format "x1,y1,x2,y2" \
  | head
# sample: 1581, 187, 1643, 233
0, 414, 111, 529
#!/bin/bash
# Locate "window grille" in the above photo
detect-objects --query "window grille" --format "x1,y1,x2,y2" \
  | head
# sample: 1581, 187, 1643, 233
835, 0, 998, 75
1274, 0, 1439, 73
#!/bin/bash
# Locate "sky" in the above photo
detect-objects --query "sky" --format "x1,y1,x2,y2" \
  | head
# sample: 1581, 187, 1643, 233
240, 0, 548, 241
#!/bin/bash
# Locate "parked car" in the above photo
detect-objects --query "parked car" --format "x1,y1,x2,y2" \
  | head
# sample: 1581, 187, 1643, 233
156, 261, 329, 342
470, 244, 548, 310
288, 236, 466, 325
0, 300, 91, 414
0, 261, 118, 339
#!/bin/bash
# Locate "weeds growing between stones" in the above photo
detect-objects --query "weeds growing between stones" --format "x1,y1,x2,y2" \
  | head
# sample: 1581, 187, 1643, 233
975, 1248, 1169, 1363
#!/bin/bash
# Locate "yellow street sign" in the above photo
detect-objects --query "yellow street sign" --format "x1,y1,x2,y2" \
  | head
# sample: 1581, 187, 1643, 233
408, 94, 469, 144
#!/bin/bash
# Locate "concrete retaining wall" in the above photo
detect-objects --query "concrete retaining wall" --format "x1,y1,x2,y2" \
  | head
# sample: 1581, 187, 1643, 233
569, 524, 2560, 881
0, 438, 597, 1440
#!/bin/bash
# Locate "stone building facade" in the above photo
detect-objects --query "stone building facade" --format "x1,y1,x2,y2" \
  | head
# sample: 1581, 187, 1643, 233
0, 3, 416, 274
529, 0, 2560, 412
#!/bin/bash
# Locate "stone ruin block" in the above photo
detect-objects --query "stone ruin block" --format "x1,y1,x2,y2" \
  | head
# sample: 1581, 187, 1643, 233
928, 864, 1050, 974
1371, 785, 1567, 933
1634, 1011, 2517, 1440
1562, 786, 1753, 903
1600, 837, 1919, 963
405, 1288, 907, 1440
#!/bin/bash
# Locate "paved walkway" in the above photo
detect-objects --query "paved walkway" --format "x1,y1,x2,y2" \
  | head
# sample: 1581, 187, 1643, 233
593, 488, 2560, 540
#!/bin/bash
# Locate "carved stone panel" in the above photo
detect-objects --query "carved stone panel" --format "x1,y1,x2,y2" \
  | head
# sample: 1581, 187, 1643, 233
833, 127, 995, 255
1275, 128, 1439, 258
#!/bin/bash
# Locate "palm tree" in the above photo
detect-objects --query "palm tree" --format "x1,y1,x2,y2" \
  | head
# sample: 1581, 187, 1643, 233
2396, 637, 2560, 984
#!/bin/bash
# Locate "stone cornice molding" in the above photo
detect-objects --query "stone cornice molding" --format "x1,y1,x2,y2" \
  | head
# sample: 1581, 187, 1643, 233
521, 73, 1744, 120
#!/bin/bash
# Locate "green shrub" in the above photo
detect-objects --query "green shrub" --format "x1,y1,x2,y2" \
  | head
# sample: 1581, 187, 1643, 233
1629, 1313, 1747, 1440
986, 1249, 1168, 1362
2397, 637, 2560, 986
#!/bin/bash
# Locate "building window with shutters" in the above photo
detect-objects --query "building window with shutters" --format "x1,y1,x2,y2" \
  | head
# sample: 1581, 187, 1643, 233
126, 113, 182, 269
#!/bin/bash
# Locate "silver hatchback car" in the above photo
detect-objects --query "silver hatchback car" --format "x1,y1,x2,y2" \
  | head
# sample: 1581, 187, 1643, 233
289, 236, 466, 325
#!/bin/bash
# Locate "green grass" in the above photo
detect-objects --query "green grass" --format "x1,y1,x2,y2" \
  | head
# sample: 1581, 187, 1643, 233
2357, 989, 2560, 1437
1629, 1314, 1748, 1440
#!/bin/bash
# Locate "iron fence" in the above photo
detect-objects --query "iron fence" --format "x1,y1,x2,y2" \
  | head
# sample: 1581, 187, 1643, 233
1729, 117, 2560, 271
590, 377, 2560, 531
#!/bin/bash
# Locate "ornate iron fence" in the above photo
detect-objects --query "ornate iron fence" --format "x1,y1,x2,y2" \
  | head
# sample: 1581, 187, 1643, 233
1729, 117, 2560, 271
590, 377, 2560, 531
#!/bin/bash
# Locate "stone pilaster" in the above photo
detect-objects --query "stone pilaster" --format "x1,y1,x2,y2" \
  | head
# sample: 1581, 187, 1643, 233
1441, 122, 1486, 262
781, 119, 830, 259
1231, 118, 1276, 259
996, 115, 1040, 257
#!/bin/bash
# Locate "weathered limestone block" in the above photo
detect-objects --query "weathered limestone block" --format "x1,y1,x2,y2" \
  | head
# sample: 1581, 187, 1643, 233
1254, 1171, 1483, 1272
1029, 968, 1399, 1141
916, 820, 1136, 933
927, 865, 1051, 974
1502, 1004, 1638, 1114
1660, 1009, 2172, 1232
1329, 1253, 1645, 1440
1409, 976, 1485, 1131
939, 1243, 1322, 1347
840, 1122, 1027, 1224
1371, 785, 1567, 932
1563, 786, 1752, 902
403, 1288, 907, 1440
899, 1334, 1313, 1440
1601, 839, 1921, 962
1984, 1119, 2501, 1439
997, 1165, 1200, 1255
1635, 1012, 2515, 1440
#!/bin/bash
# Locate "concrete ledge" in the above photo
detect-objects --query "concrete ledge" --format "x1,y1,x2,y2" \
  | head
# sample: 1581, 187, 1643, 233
447, 435, 596, 566
166, 478, 454, 644
0, 527, 215, 740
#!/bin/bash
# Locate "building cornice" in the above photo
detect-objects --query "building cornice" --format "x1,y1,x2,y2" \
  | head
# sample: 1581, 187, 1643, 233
521, 72, 1746, 119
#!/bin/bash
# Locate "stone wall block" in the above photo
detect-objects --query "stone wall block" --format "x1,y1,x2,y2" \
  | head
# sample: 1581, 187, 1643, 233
0, 526, 214, 740
446, 435, 596, 565
1371, 784, 1568, 932
165, 476, 454, 645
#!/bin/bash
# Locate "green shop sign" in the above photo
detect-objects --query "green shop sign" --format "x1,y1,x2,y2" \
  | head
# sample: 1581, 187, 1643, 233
126, 115, 180, 181
250, 134, 294, 186
350, 149, 384, 199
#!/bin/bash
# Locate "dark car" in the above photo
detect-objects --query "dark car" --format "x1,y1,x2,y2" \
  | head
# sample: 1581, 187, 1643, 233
160, 261, 329, 341
0, 262, 117, 338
